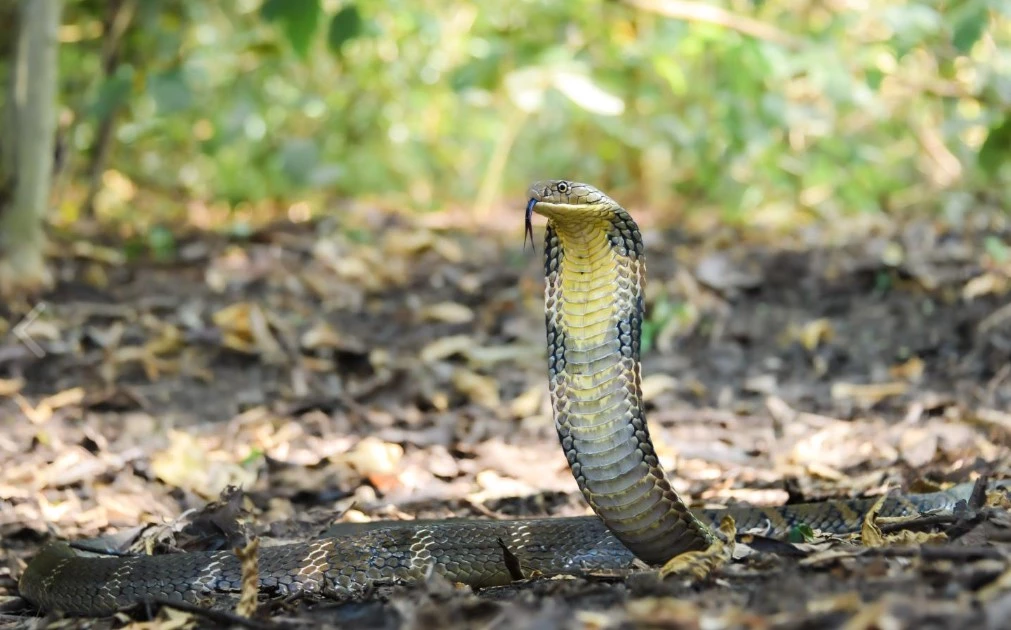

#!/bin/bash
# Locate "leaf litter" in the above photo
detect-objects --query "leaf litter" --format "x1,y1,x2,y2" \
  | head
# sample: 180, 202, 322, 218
1, 210, 1011, 628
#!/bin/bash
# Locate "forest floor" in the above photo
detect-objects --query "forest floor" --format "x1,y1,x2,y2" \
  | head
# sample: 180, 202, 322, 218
2, 205, 1011, 629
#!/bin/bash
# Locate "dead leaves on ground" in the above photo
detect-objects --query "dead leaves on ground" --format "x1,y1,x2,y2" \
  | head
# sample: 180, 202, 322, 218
4, 216, 1011, 628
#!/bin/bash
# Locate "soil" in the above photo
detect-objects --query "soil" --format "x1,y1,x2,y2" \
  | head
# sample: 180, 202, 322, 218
1, 210, 1010, 629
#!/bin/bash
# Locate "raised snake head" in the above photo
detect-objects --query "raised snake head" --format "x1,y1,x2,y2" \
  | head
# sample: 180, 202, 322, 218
525, 180, 621, 249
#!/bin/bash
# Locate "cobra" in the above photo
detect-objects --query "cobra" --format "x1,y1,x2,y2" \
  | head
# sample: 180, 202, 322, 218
18, 180, 999, 615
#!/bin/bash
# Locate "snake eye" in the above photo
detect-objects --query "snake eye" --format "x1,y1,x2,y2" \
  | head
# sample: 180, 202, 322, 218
556, 182, 569, 194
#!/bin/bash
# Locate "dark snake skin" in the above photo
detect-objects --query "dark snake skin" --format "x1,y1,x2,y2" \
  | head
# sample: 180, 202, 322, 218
19, 180, 1004, 615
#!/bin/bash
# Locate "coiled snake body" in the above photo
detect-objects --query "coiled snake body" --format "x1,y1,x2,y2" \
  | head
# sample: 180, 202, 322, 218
19, 181, 998, 615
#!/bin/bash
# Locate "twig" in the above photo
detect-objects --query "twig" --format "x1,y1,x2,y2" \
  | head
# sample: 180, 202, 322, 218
877, 513, 962, 535
621, 0, 803, 49
473, 106, 529, 220
879, 477, 991, 539
141, 598, 283, 630
81, 0, 138, 219
864, 545, 1008, 562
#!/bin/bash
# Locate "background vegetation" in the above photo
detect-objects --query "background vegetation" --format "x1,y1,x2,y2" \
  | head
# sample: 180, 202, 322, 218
1, 0, 1010, 293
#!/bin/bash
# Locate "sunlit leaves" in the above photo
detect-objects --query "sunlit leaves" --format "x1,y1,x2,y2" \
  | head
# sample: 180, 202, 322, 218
951, 0, 990, 54
328, 4, 362, 55
279, 139, 320, 186
505, 67, 548, 112
148, 69, 192, 115
880, 4, 943, 58
553, 70, 624, 116
504, 64, 624, 116
261, 0, 320, 59
57, 0, 1011, 220
91, 65, 134, 120
979, 115, 1011, 177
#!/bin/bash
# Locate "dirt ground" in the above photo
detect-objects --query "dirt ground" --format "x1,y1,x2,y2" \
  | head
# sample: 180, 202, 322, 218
2, 207, 1011, 629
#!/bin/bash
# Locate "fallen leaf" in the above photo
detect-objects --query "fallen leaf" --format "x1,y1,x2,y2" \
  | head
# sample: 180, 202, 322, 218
213, 302, 284, 358
831, 381, 908, 405
625, 598, 700, 626
38, 387, 85, 411
694, 252, 764, 291
0, 377, 24, 397
452, 368, 500, 407
70, 241, 127, 265
791, 318, 834, 351
888, 357, 924, 382
300, 320, 344, 350
151, 430, 259, 499
145, 324, 184, 356
341, 436, 403, 478
897, 428, 938, 468
859, 495, 889, 547
962, 271, 1008, 300
419, 301, 474, 324
420, 335, 474, 363
641, 373, 678, 403
509, 385, 543, 418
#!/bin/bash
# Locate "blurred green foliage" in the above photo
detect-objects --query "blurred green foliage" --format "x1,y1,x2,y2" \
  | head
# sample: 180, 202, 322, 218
49, 0, 1011, 226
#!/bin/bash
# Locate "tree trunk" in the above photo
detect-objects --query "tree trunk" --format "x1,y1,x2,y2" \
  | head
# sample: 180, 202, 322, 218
0, 0, 62, 298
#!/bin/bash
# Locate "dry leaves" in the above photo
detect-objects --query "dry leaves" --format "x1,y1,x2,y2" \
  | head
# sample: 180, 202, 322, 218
0, 376, 25, 397
451, 368, 500, 408
420, 302, 475, 324
150, 431, 259, 499
213, 302, 285, 360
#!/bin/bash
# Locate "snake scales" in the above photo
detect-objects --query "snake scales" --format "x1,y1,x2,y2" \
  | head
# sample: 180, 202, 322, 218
19, 180, 1001, 616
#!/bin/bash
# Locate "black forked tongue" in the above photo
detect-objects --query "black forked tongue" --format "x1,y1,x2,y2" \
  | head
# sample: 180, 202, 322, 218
524, 198, 537, 252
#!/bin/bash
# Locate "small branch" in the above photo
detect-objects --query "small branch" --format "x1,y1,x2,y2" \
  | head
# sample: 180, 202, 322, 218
142, 598, 283, 630
81, 0, 138, 219
473, 105, 528, 221
864, 545, 1007, 562
621, 0, 803, 49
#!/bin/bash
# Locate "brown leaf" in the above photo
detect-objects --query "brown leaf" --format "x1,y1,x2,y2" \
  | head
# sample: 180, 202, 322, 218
340, 436, 403, 479
419, 301, 474, 324
145, 324, 184, 356
791, 318, 834, 351
0, 377, 25, 397
151, 431, 258, 499
897, 428, 938, 468
419, 335, 474, 363
451, 368, 500, 407
641, 373, 678, 403
962, 271, 1009, 300
70, 241, 127, 265
509, 385, 544, 419
39, 387, 85, 411
626, 598, 700, 627
830, 381, 908, 405
300, 320, 344, 350
888, 357, 924, 382
859, 494, 888, 548
213, 302, 284, 358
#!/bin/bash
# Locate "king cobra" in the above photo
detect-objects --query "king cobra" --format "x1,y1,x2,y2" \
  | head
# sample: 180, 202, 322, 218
19, 180, 1002, 616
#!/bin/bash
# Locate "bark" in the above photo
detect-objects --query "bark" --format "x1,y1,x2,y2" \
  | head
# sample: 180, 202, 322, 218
0, 0, 63, 298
